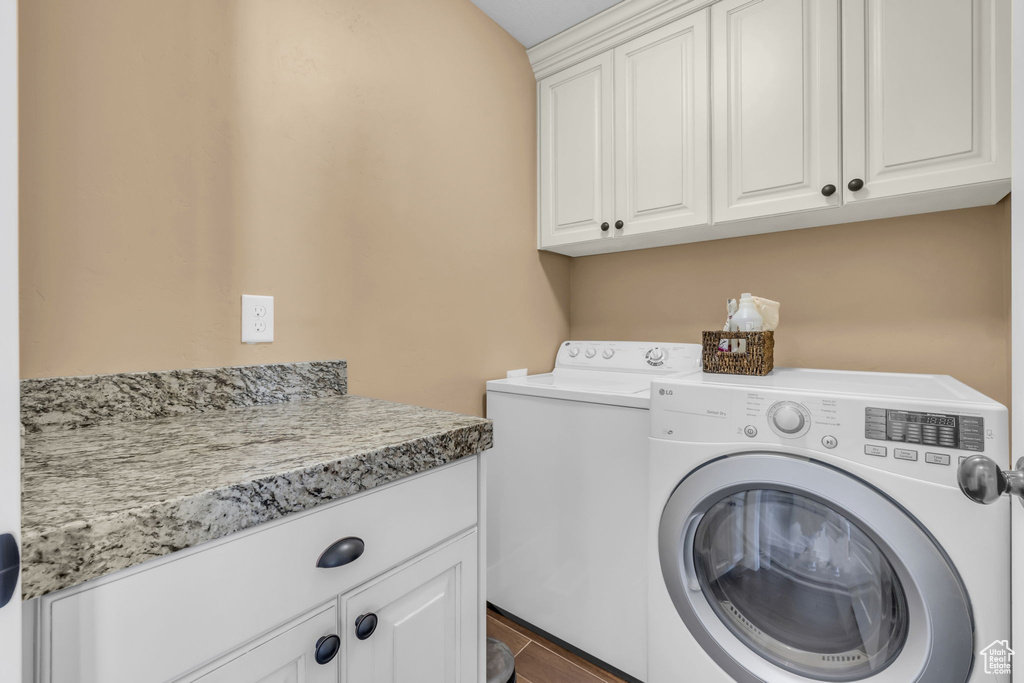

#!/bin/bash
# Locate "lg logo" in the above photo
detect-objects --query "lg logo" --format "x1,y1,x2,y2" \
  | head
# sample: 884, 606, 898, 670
658, 389, 674, 396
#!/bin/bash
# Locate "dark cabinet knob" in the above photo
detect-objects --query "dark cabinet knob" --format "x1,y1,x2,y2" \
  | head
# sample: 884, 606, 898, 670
614, 220, 624, 229
355, 613, 378, 640
821, 184, 836, 197
0, 533, 19, 610
316, 537, 365, 569
848, 178, 865, 192
314, 634, 341, 665
600, 222, 610, 232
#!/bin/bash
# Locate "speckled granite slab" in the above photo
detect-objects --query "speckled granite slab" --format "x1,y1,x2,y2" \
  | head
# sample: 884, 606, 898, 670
21, 395, 491, 599
21, 360, 348, 434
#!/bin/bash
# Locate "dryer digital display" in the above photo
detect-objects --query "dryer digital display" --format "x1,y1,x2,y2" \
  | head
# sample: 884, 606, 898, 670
865, 407, 984, 451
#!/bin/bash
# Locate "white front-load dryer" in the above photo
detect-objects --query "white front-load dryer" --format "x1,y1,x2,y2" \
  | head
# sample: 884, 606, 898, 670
648, 369, 1010, 683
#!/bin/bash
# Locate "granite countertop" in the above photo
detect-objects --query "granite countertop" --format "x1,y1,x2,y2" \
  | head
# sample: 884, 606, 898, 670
21, 372, 491, 600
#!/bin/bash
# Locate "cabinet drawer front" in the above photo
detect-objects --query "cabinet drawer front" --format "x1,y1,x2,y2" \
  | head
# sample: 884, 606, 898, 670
43, 459, 478, 683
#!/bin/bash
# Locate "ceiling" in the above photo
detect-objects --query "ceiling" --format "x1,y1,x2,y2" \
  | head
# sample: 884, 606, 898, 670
470, 0, 624, 48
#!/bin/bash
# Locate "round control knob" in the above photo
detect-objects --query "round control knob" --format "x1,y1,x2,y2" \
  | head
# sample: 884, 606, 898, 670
646, 347, 665, 365
585, 348, 597, 359
767, 401, 811, 438
773, 405, 806, 433
602, 349, 614, 359
567, 347, 579, 358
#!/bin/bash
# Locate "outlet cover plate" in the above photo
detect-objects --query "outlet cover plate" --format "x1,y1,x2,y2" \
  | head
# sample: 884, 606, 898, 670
242, 294, 274, 343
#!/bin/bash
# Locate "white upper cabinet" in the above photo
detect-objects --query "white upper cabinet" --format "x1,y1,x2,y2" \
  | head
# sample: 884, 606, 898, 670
529, 0, 1010, 256
614, 11, 709, 236
539, 11, 711, 253
711, 0, 841, 222
841, 0, 1010, 203
538, 53, 615, 249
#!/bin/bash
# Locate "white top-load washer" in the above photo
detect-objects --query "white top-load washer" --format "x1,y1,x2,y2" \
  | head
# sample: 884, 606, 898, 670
648, 368, 1010, 683
486, 340, 702, 681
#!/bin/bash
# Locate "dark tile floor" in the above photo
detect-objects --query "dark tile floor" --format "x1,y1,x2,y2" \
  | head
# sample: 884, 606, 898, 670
486, 608, 628, 683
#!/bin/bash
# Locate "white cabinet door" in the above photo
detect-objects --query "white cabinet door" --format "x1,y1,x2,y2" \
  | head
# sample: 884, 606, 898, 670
711, 0, 841, 222
613, 10, 709, 237
0, 4, 18, 683
842, 0, 1010, 203
343, 533, 478, 683
184, 604, 339, 683
538, 53, 614, 249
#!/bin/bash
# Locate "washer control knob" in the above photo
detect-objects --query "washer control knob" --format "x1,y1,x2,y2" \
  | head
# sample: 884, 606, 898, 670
646, 347, 666, 366
567, 347, 580, 358
585, 348, 597, 359
744, 425, 757, 438
767, 401, 811, 437
822, 435, 838, 449
602, 349, 615, 359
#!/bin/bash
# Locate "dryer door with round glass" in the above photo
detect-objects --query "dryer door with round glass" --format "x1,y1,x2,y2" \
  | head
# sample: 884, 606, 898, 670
659, 453, 973, 683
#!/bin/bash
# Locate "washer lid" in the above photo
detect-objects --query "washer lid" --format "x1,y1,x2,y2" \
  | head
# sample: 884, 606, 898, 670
526, 369, 656, 394
487, 369, 660, 407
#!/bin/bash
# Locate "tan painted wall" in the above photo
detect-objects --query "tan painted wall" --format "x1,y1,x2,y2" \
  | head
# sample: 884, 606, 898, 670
19, 0, 570, 416
571, 198, 1013, 409
18, 0, 1011, 418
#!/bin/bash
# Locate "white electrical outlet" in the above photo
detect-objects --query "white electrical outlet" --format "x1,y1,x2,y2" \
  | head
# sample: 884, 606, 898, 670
242, 295, 274, 343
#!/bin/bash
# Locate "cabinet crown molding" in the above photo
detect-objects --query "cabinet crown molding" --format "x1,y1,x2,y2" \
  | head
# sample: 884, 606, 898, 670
528, 0, 711, 80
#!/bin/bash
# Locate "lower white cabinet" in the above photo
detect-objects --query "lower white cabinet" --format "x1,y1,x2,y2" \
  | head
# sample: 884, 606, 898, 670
178, 532, 477, 683
185, 604, 340, 683
26, 459, 482, 683
342, 533, 478, 683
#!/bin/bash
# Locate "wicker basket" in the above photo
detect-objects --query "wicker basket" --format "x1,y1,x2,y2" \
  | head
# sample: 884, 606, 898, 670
701, 331, 775, 376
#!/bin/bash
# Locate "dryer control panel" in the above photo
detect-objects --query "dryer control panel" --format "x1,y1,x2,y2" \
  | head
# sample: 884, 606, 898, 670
649, 376, 1008, 489
864, 407, 984, 451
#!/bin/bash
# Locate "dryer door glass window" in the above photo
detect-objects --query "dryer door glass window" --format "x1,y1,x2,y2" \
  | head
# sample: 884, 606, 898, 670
692, 489, 909, 681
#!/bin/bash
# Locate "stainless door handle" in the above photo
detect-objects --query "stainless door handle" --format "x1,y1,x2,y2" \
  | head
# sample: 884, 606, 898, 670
957, 454, 1024, 505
